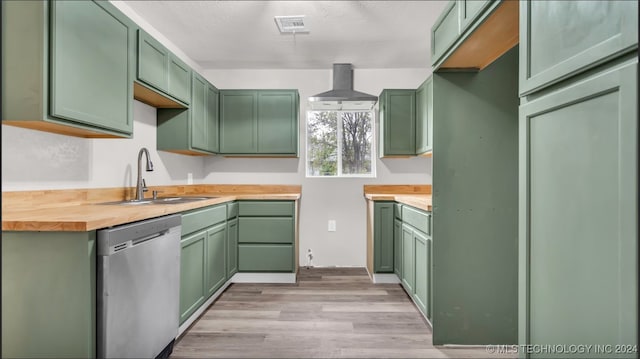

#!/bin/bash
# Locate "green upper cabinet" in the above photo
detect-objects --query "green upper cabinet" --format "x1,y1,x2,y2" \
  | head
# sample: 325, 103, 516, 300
379, 89, 416, 157
157, 73, 218, 155
168, 55, 192, 104
431, 1, 518, 71
2, 0, 134, 138
519, 59, 637, 358
519, 0, 638, 96
257, 91, 299, 154
220, 91, 258, 154
136, 29, 191, 107
220, 90, 299, 156
137, 30, 169, 95
431, 1, 460, 66
458, 0, 491, 33
373, 202, 394, 273
415, 77, 433, 155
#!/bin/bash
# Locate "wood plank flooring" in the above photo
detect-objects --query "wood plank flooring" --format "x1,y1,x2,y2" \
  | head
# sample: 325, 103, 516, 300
171, 267, 515, 358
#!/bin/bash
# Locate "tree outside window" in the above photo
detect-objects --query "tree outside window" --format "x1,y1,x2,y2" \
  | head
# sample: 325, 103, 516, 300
306, 111, 375, 177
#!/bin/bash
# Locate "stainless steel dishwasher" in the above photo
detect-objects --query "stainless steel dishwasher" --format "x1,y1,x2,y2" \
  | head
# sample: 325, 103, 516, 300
97, 214, 181, 359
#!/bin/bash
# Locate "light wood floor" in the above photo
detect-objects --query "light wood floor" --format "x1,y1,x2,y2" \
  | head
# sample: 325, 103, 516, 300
171, 267, 514, 358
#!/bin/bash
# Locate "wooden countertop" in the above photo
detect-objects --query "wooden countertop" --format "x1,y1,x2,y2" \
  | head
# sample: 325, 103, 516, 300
363, 184, 432, 212
2, 185, 301, 232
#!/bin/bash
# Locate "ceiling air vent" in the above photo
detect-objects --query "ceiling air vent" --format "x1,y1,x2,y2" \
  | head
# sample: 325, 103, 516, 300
274, 15, 308, 33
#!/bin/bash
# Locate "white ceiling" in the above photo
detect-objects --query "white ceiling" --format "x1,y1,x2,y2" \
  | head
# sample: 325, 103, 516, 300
123, 1, 449, 70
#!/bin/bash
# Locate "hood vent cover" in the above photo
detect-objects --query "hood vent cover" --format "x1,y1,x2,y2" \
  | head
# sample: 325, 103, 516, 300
308, 64, 377, 110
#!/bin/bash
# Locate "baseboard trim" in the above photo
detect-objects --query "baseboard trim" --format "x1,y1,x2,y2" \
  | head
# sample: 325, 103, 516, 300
371, 273, 401, 284
178, 280, 232, 336
230, 272, 297, 283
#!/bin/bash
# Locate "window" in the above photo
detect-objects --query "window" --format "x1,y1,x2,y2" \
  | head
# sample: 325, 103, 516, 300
306, 111, 375, 177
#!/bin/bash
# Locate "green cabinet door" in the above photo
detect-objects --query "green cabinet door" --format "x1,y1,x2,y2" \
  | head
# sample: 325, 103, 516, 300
379, 89, 416, 157
220, 90, 258, 153
137, 29, 169, 94
413, 230, 429, 317
458, 0, 491, 32
227, 218, 238, 278
207, 84, 220, 152
431, 1, 460, 66
257, 91, 298, 154
179, 230, 206, 325
205, 223, 226, 297
373, 202, 394, 273
393, 218, 403, 277
519, 60, 637, 357
520, 0, 638, 95
415, 77, 433, 155
49, 0, 133, 135
190, 73, 208, 152
2, 232, 96, 358
168, 55, 191, 104
401, 224, 415, 294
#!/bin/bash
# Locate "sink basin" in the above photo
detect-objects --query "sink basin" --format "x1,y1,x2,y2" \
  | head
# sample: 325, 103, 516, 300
100, 196, 217, 206
152, 196, 217, 204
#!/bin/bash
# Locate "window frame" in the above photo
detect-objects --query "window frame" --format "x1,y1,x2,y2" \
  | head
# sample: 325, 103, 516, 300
305, 110, 376, 178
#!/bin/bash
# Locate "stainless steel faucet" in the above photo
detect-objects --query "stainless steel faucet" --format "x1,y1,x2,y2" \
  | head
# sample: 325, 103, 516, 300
135, 148, 154, 200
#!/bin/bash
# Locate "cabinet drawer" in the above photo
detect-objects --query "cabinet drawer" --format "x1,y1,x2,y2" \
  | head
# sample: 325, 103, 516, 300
227, 202, 239, 219
238, 201, 294, 217
182, 204, 226, 236
402, 206, 431, 236
238, 217, 294, 244
238, 244, 293, 272
394, 203, 403, 220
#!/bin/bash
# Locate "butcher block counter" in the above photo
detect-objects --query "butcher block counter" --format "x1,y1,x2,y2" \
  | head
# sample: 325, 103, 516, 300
2, 184, 301, 232
363, 184, 432, 211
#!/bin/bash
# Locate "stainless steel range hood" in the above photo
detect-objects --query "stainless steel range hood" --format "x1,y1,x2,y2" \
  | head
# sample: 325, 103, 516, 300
308, 64, 377, 110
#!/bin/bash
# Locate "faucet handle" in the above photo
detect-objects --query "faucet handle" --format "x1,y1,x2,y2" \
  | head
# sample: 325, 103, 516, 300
142, 179, 148, 192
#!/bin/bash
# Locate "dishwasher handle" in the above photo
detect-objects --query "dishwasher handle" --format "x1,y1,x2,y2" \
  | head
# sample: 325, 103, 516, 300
97, 214, 181, 256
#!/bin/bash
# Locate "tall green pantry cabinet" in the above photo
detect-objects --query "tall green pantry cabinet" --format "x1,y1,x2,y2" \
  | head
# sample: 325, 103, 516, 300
1, 0, 135, 138
518, 1, 638, 357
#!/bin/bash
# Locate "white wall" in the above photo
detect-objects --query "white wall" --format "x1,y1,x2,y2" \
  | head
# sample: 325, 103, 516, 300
203, 68, 432, 267
1, 101, 204, 191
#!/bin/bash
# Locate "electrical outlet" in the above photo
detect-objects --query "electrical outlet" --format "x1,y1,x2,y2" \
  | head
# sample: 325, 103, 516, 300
187, 173, 193, 185
328, 220, 336, 232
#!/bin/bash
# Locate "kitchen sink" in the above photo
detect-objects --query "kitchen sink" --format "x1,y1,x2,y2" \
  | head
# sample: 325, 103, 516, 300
99, 196, 217, 206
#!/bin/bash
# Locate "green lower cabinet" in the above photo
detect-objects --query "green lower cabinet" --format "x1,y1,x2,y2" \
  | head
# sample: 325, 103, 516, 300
413, 230, 430, 318
519, 59, 637, 358
373, 202, 394, 273
226, 218, 238, 278
2, 232, 96, 358
393, 218, 403, 277
238, 244, 294, 272
401, 223, 415, 293
238, 217, 294, 244
2, 0, 134, 138
179, 230, 206, 325
205, 223, 227, 297
237, 200, 296, 272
